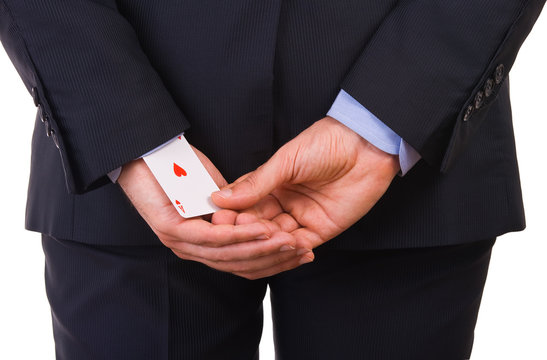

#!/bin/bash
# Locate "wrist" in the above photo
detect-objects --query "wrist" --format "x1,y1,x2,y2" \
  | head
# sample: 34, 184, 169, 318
118, 159, 147, 190
363, 139, 401, 176
323, 115, 401, 177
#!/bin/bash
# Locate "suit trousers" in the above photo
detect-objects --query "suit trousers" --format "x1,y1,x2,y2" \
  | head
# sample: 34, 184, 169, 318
42, 235, 495, 360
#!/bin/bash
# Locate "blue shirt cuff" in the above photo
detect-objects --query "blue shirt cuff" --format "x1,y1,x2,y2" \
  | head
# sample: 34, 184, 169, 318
327, 89, 421, 175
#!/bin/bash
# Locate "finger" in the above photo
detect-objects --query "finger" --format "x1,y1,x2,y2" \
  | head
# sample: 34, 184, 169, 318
211, 209, 238, 225
173, 231, 296, 262
211, 151, 291, 210
235, 212, 283, 235
172, 244, 303, 274
232, 172, 251, 185
233, 251, 315, 280
291, 227, 325, 250
244, 195, 285, 220
169, 219, 271, 247
235, 212, 261, 225
272, 213, 300, 233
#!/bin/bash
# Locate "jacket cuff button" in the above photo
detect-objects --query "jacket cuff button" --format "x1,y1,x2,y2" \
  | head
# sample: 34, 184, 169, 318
474, 91, 485, 109
484, 78, 494, 97
495, 64, 505, 84
463, 105, 474, 122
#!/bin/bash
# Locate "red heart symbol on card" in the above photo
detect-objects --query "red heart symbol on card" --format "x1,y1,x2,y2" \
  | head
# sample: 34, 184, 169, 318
173, 163, 187, 177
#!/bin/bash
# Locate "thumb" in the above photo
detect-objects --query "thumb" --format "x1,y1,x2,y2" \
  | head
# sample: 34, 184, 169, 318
212, 153, 290, 210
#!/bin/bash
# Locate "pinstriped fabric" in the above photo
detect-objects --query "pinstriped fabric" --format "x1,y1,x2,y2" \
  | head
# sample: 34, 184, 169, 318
0, 1, 543, 248
3, 0, 191, 192
269, 239, 495, 360
42, 235, 267, 360
116, 0, 283, 181
41, 234, 495, 359
340, 0, 544, 167
270, 0, 400, 151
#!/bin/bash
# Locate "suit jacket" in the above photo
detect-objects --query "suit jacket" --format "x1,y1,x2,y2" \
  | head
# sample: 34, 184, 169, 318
0, 0, 544, 249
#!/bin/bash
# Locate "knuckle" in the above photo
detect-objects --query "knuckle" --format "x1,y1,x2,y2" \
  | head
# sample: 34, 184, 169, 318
213, 251, 230, 262
170, 242, 192, 256
229, 263, 248, 273
241, 176, 263, 202
154, 223, 173, 238
248, 247, 266, 259
199, 238, 216, 247
208, 229, 229, 246
272, 255, 287, 266
200, 232, 224, 247
156, 235, 172, 248
254, 250, 268, 259
244, 173, 259, 190
173, 250, 189, 260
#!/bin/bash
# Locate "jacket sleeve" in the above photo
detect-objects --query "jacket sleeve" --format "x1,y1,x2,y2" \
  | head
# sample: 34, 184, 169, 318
0, 0, 190, 193
340, 0, 545, 171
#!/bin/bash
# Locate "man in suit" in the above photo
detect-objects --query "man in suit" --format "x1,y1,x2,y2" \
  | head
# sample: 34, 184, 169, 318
1, 1, 545, 359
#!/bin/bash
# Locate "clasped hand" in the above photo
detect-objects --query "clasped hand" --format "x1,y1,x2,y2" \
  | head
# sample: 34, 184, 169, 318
119, 117, 400, 279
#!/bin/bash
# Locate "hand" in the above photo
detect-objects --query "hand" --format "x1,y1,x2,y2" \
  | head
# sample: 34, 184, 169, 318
118, 147, 305, 279
212, 116, 400, 250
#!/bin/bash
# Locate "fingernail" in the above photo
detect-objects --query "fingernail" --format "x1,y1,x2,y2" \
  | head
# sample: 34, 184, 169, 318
296, 248, 311, 256
214, 188, 232, 199
299, 254, 314, 265
257, 234, 270, 240
280, 245, 295, 252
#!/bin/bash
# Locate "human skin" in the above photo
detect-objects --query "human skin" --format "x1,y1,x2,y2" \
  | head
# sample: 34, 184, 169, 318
119, 116, 399, 279
212, 116, 400, 273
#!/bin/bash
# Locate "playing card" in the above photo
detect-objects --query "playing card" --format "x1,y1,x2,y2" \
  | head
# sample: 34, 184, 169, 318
143, 136, 220, 218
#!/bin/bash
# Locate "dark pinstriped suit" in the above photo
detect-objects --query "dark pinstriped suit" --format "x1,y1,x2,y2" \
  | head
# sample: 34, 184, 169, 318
1, 1, 545, 359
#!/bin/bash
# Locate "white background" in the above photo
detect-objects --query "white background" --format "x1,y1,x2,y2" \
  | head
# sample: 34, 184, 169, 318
0, 13, 546, 360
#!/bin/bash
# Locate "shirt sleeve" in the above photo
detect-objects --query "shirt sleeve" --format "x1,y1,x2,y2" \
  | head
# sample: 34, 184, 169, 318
338, 1, 545, 172
107, 132, 185, 183
327, 90, 421, 175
